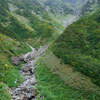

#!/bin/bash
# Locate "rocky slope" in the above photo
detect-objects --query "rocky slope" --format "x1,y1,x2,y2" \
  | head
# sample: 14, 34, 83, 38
38, 0, 88, 15
10, 45, 48, 100
0, 0, 64, 44
81, 0, 100, 15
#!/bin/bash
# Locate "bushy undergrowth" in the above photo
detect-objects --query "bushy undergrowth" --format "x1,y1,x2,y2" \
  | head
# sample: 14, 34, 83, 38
0, 33, 31, 87
53, 9, 100, 86
35, 60, 100, 100
8, 16, 36, 39
0, 82, 11, 100
15, 9, 55, 38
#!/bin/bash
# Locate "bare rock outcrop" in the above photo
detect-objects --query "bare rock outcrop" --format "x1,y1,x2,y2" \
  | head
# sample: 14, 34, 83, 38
11, 45, 48, 100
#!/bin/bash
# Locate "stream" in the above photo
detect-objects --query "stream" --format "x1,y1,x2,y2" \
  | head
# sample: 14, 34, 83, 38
10, 45, 48, 100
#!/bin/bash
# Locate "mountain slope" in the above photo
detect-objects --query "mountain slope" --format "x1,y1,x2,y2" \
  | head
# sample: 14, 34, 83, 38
0, 0, 100, 99
0, 0, 65, 89
33, 0, 90, 27
0, 0, 64, 43
38, 0, 88, 15
81, 0, 100, 15
0, 0, 35, 40
53, 8, 100, 86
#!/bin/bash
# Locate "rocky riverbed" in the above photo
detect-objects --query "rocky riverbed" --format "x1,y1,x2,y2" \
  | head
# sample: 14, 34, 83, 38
10, 45, 48, 100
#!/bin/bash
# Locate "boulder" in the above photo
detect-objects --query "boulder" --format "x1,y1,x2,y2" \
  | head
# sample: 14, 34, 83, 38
32, 90, 36, 97
11, 57, 20, 66
19, 56, 24, 61
24, 53, 32, 63
26, 93, 32, 98
31, 86, 37, 91
20, 95, 26, 100
21, 67, 31, 72
30, 77, 37, 85
21, 86, 29, 92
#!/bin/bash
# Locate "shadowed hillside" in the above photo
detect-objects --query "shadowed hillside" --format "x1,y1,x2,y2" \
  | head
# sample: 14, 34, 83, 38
53, 8, 100, 86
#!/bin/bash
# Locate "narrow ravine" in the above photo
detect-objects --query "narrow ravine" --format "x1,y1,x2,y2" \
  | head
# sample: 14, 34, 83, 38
9, 15, 77, 100
10, 45, 48, 100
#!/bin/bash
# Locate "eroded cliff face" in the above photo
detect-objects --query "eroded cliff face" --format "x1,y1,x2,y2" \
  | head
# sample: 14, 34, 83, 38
81, 0, 100, 15
38, 0, 88, 15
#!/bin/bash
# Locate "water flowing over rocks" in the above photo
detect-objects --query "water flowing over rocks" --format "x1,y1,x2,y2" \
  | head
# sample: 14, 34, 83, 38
10, 45, 48, 100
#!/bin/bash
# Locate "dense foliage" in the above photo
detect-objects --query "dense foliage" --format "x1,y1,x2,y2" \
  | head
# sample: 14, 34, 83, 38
0, 0, 100, 99
8, 16, 36, 39
0, 0, 35, 40
35, 55, 100, 100
0, 82, 11, 100
0, 0, 63, 88
0, 0, 63, 42
53, 9, 100, 86
0, 0, 9, 22
0, 33, 31, 87
14, 9, 54, 38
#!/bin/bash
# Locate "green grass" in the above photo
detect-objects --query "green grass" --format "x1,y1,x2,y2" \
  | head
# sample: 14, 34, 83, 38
35, 61, 100, 100
3, 62, 24, 88
53, 8, 100, 86
0, 82, 11, 100
0, 33, 31, 87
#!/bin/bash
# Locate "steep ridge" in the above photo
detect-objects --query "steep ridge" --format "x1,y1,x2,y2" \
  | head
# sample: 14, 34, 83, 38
37, 0, 89, 26
0, 0, 100, 100
33, 2, 100, 99
38, 0, 88, 15
0, 0, 62, 99
0, 0, 64, 46
0, 0, 35, 40
81, 0, 100, 15
53, 6, 100, 86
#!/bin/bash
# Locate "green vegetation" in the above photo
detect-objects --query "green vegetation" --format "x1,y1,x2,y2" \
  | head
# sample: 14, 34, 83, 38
0, 0, 63, 89
35, 55, 100, 100
0, 0, 100, 99
0, 0, 9, 22
13, 7, 64, 47
53, 8, 100, 86
0, 0, 63, 43
0, 33, 31, 87
39, 50, 100, 94
14, 8, 63, 38
8, 16, 36, 39
0, 82, 11, 100
0, 2, 35, 40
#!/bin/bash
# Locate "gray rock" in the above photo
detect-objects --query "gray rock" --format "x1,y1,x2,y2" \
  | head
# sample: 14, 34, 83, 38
16, 97, 21, 100
20, 95, 26, 100
22, 67, 31, 72
30, 77, 37, 85
21, 86, 29, 92
11, 57, 20, 66
32, 90, 36, 96
26, 93, 32, 98
12, 96, 18, 99
31, 86, 37, 91
19, 56, 24, 61
11, 45, 48, 100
